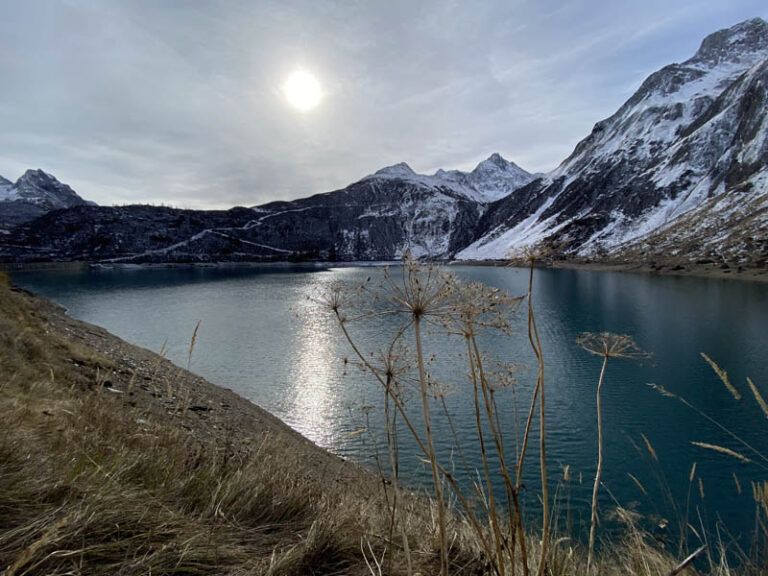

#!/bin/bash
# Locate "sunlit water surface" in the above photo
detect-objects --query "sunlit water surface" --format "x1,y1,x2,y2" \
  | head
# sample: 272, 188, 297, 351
12, 265, 768, 546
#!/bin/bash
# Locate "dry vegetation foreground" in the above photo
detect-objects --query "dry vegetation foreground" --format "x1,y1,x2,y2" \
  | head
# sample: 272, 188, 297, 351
0, 272, 451, 575
0, 271, 750, 575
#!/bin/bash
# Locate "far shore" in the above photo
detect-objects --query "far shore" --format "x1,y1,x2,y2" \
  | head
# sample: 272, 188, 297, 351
2, 256, 766, 283
549, 259, 768, 283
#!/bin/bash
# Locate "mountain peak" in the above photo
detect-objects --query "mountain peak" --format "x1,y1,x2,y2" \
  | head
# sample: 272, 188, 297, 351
7, 169, 89, 210
690, 17, 768, 67
474, 153, 513, 172
472, 153, 528, 176
484, 152, 507, 166
17, 168, 56, 185
373, 162, 415, 179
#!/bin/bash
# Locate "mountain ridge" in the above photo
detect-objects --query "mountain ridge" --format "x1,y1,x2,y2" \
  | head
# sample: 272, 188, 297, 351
359, 153, 537, 204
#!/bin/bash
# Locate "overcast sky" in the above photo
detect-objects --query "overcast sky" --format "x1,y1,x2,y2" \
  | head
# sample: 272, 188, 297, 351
1, 1, 767, 209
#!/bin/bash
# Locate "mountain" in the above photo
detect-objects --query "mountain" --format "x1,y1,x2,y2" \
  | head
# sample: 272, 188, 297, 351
0, 154, 531, 263
230, 153, 535, 261
361, 154, 537, 204
0, 170, 92, 228
458, 18, 768, 268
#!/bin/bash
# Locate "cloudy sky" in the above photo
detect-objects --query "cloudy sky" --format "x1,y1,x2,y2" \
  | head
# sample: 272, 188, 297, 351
1, 0, 767, 209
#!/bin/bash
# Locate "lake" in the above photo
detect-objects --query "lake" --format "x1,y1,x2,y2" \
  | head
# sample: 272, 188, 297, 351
11, 264, 768, 548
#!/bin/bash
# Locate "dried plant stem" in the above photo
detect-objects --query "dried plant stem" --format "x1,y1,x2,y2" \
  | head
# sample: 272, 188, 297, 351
467, 336, 506, 576
413, 315, 449, 576
471, 334, 521, 573
668, 544, 707, 576
680, 462, 697, 556
587, 354, 608, 571
527, 259, 549, 576
384, 381, 413, 576
747, 377, 768, 419
187, 319, 201, 371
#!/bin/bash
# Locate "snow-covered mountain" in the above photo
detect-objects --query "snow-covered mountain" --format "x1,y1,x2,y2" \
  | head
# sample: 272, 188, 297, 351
363, 154, 537, 204
0, 170, 92, 228
459, 17, 768, 266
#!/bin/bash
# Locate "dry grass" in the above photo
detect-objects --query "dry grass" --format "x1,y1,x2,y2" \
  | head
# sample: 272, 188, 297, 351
0, 274, 456, 575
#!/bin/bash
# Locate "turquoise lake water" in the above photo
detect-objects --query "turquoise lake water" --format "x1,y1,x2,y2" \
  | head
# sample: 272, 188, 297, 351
11, 264, 768, 549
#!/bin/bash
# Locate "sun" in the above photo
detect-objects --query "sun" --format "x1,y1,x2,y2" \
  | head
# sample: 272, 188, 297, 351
283, 70, 323, 112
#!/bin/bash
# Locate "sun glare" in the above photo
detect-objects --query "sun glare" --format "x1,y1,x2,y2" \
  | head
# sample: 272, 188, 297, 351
283, 70, 322, 112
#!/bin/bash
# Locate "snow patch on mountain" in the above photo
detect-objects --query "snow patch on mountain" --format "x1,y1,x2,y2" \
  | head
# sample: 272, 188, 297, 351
457, 197, 562, 259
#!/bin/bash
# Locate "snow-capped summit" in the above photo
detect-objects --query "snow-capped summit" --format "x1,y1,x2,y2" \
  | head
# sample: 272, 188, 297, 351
466, 153, 539, 202
372, 162, 417, 179
10, 169, 88, 210
0, 169, 92, 227
364, 153, 536, 203
691, 17, 768, 67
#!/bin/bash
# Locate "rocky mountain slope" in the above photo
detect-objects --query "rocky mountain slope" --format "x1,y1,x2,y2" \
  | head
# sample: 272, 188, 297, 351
0, 169, 92, 228
1, 154, 531, 263
458, 18, 768, 268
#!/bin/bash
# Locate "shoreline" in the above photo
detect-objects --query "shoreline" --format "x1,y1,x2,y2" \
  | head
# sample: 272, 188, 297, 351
4, 281, 379, 493
4, 257, 766, 283
452, 258, 768, 283
548, 259, 768, 283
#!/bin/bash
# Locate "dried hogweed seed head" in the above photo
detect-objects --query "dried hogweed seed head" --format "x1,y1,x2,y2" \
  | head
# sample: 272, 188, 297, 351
576, 332, 651, 360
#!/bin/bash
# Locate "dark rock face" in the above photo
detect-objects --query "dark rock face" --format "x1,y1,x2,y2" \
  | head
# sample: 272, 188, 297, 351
0, 170, 91, 228
1, 153, 532, 263
249, 178, 483, 261
0, 201, 50, 229
0, 179, 483, 263
2, 206, 259, 263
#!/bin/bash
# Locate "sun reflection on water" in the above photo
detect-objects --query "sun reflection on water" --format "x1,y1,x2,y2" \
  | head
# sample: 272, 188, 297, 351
284, 275, 349, 448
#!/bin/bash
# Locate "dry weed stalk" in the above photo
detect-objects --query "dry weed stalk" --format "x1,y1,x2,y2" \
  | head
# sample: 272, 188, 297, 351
577, 332, 650, 571
525, 251, 549, 576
